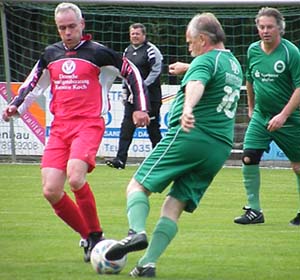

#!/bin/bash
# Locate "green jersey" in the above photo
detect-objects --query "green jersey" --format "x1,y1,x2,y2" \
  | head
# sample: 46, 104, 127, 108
168, 49, 243, 146
246, 38, 300, 124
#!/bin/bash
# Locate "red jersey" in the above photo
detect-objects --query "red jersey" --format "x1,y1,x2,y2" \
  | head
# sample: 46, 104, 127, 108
14, 36, 149, 120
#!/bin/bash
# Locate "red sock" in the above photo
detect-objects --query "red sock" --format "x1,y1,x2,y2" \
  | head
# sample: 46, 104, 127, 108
52, 192, 89, 239
74, 182, 102, 233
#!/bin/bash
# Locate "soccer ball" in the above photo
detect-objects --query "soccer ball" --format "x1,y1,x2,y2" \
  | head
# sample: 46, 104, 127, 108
90, 239, 127, 274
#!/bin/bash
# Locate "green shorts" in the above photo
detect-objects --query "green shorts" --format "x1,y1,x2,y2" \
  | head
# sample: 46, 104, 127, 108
134, 125, 231, 213
244, 111, 300, 162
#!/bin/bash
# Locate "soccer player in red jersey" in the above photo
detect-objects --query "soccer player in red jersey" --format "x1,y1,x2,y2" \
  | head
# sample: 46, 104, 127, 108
2, 2, 150, 262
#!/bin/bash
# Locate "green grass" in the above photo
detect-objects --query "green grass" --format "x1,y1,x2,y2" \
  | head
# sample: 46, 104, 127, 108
0, 164, 300, 280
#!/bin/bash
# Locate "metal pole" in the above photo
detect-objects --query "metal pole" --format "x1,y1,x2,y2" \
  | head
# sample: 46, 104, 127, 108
1, 2, 16, 162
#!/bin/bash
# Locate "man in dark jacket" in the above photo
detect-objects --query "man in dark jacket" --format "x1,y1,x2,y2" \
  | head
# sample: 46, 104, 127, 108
106, 23, 163, 169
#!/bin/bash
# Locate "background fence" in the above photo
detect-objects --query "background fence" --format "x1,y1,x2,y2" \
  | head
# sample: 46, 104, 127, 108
1, 0, 299, 161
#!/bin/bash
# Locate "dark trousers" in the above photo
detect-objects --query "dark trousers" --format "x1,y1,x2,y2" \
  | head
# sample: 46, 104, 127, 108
116, 101, 162, 164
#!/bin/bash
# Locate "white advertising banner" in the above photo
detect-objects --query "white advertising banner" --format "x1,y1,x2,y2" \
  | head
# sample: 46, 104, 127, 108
0, 82, 288, 161
0, 83, 45, 156
96, 84, 178, 158
0, 83, 177, 158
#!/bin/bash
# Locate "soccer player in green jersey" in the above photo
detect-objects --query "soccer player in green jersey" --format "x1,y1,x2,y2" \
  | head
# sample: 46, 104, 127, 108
105, 12, 242, 277
234, 7, 300, 226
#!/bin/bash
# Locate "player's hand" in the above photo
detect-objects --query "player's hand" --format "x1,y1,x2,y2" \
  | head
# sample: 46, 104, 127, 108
169, 62, 189, 76
2, 105, 18, 122
180, 106, 195, 132
133, 111, 150, 127
121, 89, 127, 105
267, 113, 287, 132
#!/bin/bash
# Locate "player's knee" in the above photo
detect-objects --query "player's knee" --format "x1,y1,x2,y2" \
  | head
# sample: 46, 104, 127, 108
43, 187, 61, 204
68, 176, 85, 190
291, 162, 300, 174
43, 188, 51, 201
242, 149, 264, 165
126, 178, 150, 197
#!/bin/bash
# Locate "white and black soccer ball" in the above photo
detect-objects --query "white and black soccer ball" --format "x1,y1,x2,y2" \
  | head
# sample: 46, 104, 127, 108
90, 239, 127, 274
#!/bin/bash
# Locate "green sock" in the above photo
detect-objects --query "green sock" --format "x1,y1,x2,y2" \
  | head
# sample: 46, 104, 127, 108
138, 216, 178, 266
242, 164, 261, 211
295, 173, 300, 213
127, 191, 149, 233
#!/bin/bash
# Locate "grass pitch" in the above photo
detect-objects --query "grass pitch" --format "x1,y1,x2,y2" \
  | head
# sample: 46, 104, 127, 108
0, 163, 299, 280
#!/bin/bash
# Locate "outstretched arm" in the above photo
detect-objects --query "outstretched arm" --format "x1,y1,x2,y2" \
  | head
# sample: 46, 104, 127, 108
169, 62, 190, 76
2, 59, 49, 122
181, 80, 205, 132
120, 57, 150, 127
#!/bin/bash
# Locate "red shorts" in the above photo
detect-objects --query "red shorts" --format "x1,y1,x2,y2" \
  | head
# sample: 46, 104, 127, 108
41, 118, 105, 172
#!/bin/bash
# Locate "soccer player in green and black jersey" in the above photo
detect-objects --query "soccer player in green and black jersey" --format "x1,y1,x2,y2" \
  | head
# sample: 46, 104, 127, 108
234, 7, 300, 226
105, 12, 242, 277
